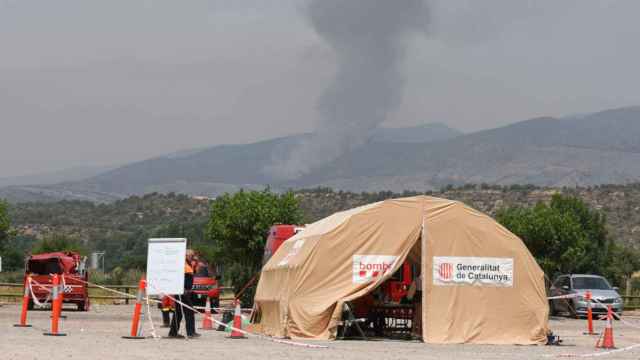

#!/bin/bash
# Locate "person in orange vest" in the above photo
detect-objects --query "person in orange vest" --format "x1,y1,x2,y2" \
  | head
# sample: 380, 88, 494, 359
168, 250, 200, 338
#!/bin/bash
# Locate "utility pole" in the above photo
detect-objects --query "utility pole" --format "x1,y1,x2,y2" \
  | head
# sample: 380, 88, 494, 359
91, 251, 106, 273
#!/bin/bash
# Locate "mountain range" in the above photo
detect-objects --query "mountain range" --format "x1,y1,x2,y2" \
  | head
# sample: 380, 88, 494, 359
0, 165, 116, 189
2, 106, 639, 203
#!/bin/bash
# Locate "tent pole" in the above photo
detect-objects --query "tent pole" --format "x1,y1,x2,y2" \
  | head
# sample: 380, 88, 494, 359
421, 210, 427, 342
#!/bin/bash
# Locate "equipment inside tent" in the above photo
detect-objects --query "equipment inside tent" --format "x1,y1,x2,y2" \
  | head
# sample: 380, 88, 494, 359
252, 196, 549, 344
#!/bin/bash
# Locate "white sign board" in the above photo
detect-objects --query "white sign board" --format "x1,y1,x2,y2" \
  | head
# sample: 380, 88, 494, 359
146, 238, 186, 296
433, 256, 513, 287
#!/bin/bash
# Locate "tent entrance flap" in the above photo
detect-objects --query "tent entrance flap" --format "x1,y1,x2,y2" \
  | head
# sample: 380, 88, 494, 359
338, 240, 422, 340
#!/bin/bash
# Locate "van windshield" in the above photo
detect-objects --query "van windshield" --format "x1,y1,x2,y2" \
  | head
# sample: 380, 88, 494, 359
573, 277, 611, 290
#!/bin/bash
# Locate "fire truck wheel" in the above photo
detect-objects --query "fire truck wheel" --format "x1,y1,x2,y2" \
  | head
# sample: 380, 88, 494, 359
77, 300, 90, 312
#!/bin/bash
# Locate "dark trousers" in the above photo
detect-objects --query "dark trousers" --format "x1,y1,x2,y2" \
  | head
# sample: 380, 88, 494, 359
161, 309, 172, 327
169, 293, 195, 336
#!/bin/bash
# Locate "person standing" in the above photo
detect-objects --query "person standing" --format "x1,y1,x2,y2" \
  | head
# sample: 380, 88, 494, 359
168, 250, 200, 338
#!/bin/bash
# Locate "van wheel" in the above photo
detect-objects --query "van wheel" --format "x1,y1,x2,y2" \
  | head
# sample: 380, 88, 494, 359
548, 301, 557, 316
568, 304, 579, 319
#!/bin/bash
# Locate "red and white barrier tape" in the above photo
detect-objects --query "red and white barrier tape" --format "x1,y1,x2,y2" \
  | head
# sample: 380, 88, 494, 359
144, 294, 161, 340
27, 275, 80, 292
28, 278, 52, 307
547, 343, 640, 358
37, 276, 248, 312
71, 276, 327, 348
547, 298, 640, 358
193, 305, 253, 312
547, 294, 579, 300
71, 277, 161, 304
150, 285, 329, 349
29, 277, 53, 293
591, 298, 640, 330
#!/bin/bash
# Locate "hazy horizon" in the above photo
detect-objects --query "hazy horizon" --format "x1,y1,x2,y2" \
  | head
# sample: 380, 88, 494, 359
2, 1, 639, 178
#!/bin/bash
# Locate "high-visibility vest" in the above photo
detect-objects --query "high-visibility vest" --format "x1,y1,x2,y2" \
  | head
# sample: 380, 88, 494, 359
184, 263, 194, 274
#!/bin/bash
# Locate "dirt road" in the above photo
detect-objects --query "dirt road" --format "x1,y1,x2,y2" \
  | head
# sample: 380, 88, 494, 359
2, 304, 640, 359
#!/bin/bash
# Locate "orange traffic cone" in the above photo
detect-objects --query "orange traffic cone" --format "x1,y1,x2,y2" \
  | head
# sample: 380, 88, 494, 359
596, 305, 615, 349
584, 291, 598, 335
200, 297, 214, 330
228, 300, 246, 339
14, 275, 32, 328
43, 274, 66, 336
122, 278, 146, 339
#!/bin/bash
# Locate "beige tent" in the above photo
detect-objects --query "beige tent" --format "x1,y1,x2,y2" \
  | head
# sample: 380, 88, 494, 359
253, 196, 549, 344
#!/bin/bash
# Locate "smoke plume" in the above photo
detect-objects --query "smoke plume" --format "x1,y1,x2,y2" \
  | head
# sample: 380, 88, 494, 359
266, 0, 428, 180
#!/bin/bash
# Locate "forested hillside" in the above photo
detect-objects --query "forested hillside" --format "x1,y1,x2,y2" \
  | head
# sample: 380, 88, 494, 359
7, 193, 211, 270
297, 184, 640, 248
4, 184, 640, 272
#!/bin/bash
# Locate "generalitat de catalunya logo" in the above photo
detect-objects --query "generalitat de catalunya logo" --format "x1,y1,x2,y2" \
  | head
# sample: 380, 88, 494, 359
353, 255, 398, 284
438, 262, 453, 281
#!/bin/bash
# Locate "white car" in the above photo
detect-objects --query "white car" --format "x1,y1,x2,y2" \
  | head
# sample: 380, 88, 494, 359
549, 274, 623, 318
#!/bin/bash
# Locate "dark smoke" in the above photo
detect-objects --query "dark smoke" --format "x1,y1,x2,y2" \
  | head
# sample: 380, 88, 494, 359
266, 0, 428, 180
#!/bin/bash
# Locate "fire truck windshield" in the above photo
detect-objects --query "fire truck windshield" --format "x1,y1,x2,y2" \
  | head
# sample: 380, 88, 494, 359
27, 259, 63, 275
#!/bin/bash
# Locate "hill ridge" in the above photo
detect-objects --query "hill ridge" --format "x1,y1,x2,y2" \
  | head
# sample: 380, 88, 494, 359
1, 107, 639, 203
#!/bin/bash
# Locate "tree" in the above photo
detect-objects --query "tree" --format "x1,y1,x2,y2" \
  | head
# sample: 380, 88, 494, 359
606, 245, 640, 295
0, 200, 25, 270
496, 194, 615, 280
32, 233, 87, 255
203, 190, 303, 305
1, 235, 37, 271
0, 200, 10, 250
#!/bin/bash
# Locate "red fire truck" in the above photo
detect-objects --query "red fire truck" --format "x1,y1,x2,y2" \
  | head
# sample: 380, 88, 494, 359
191, 260, 221, 308
262, 224, 306, 264
24, 252, 90, 311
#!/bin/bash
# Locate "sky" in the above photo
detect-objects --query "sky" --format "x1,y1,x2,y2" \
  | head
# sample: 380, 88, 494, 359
1, 0, 639, 178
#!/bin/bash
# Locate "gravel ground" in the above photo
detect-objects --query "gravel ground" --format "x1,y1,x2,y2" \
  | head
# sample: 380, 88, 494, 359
2, 303, 640, 360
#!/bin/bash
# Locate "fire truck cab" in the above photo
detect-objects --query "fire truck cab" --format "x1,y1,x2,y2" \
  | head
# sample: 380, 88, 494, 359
263, 224, 305, 265
25, 251, 90, 311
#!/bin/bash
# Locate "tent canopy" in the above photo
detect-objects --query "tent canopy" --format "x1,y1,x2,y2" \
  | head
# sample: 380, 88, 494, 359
254, 196, 548, 344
